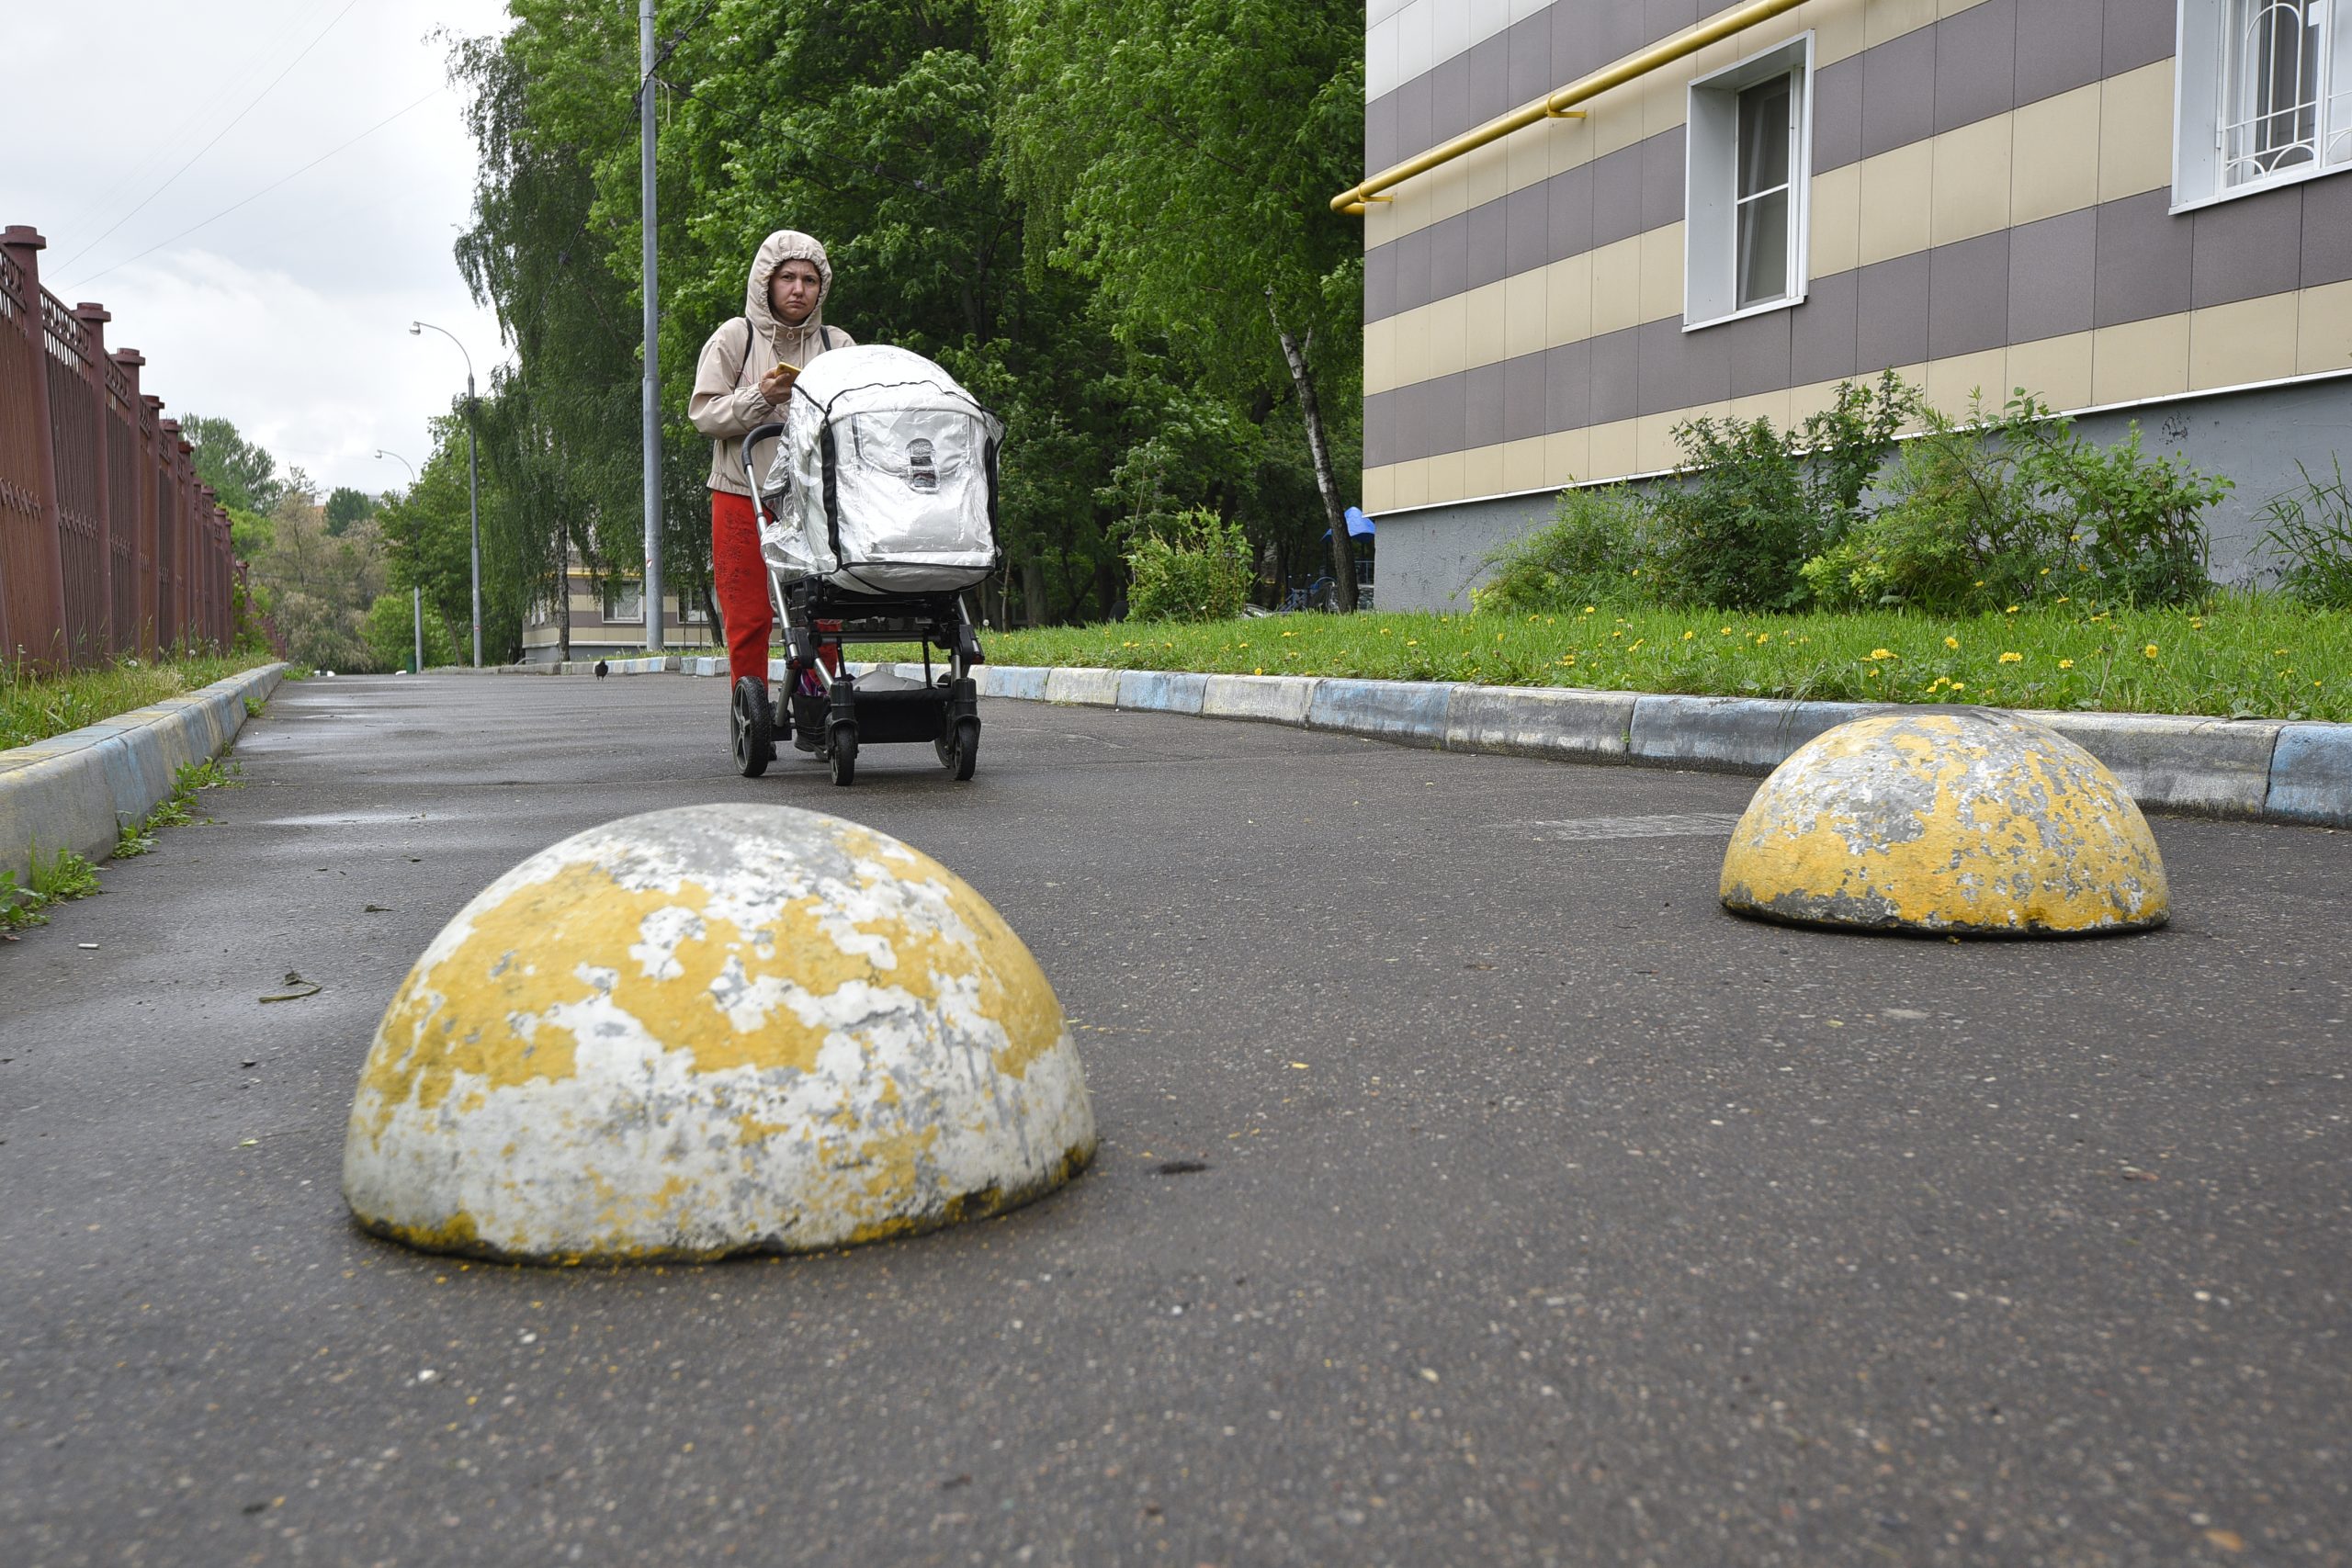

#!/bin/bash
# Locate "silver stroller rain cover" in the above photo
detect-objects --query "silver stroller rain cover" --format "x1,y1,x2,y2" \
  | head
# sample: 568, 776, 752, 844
761, 344, 1003, 595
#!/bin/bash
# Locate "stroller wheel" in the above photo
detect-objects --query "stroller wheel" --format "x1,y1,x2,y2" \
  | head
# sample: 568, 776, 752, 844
730, 677, 773, 778
936, 716, 979, 781
827, 722, 858, 786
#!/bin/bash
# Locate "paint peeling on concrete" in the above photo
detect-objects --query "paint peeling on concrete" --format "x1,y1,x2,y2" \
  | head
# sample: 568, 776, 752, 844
342, 804, 1095, 1263
1719, 710, 2169, 936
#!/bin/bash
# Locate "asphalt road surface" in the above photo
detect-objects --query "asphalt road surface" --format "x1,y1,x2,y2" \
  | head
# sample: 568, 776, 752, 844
4, 672, 2348, 1567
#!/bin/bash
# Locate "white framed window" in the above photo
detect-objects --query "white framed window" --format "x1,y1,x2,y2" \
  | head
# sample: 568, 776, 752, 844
603, 584, 644, 624
2176, 0, 2352, 210
1686, 33, 1815, 331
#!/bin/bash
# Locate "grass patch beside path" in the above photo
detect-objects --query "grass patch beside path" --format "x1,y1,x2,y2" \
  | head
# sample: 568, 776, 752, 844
1, 649, 284, 751
923, 602, 2352, 723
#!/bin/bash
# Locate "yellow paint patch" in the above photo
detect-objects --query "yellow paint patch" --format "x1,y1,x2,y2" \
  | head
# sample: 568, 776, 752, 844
358, 842, 1065, 1135
1720, 712, 2167, 934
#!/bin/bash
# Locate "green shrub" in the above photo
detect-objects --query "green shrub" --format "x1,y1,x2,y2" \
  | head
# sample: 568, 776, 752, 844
362, 592, 461, 671
1804, 392, 2222, 614
1648, 371, 1910, 611
1124, 506, 1251, 623
2260, 458, 2352, 609
1475, 485, 1657, 613
2030, 418, 2221, 607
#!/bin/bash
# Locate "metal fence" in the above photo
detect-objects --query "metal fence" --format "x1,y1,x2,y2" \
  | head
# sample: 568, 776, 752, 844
1, 223, 237, 671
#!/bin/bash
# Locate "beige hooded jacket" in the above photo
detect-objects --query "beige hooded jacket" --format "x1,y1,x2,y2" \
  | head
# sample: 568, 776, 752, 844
687, 230, 854, 496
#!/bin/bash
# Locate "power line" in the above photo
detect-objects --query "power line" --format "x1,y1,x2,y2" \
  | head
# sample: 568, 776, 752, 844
61, 86, 448, 292
52, 0, 367, 276
54, 0, 322, 246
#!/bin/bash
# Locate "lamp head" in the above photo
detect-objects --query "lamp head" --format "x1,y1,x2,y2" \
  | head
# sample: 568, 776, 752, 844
408, 322, 422, 335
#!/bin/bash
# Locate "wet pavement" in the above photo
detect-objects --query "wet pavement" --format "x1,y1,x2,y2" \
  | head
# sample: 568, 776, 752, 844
3, 671, 2347, 1566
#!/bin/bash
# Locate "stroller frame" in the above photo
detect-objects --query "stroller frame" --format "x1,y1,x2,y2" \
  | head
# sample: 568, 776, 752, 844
731, 420, 990, 787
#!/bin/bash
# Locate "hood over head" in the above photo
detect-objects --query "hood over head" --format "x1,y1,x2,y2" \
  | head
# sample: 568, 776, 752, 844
744, 230, 834, 344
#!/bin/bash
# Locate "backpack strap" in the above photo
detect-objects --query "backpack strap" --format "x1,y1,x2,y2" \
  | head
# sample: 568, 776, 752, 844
732, 317, 755, 385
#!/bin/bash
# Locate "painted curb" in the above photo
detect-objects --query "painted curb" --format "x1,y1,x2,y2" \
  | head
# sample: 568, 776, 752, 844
1199, 674, 1318, 727
1306, 678, 1453, 748
1629, 695, 1899, 773
2034, 712, 2282, 819
406, 658, 2352, 829
1444, 685, 1637, 761
1115, 670, 1210, 716
1043, 666, 1123, 707
976, 666, 1050, 702
2265, 724, 2352, 828
0, 662, 288, 883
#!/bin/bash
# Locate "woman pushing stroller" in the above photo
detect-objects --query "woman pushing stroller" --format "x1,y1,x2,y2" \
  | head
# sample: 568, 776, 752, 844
688, 230, 853, 690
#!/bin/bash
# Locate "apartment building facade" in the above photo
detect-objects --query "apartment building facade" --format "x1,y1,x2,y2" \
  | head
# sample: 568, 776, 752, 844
517, 543, 716, 664
1355, 0, 2352, 608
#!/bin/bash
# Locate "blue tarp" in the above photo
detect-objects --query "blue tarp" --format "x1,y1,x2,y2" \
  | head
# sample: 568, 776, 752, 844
1324, 506, 1376, 544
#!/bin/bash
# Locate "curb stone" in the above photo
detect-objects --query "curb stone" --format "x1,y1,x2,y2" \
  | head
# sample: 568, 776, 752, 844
1628, 695, 1902, 773
0, 662, 289, 884
411, 659, 2352, 829
1306, 678, 1453, 748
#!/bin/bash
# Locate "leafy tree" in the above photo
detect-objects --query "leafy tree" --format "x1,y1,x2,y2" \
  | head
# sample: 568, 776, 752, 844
443, 0, 1365, 627
362, 590, 462, 671
250, 492, 388, 670
989, 0, 1366, 605
324, 486, 378, 536
182, 413, 285, 524
377, 414, 508, 659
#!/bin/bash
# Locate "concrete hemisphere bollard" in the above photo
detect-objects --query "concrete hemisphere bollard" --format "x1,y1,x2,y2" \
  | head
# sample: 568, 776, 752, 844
342, 804, 1096, 1262
1719, 709, 2169, 936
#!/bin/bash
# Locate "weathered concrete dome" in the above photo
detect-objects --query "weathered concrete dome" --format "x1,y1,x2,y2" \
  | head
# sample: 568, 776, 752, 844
343, 804, 1095, 1262
1719, 709, 2168, 936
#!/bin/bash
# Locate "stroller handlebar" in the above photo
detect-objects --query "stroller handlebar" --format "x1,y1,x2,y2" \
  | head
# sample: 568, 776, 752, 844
739, 422, 789, 503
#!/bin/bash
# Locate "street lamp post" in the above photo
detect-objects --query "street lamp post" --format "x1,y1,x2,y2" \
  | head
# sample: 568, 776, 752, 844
374, 449, 421, 672
409, 321, 482, 668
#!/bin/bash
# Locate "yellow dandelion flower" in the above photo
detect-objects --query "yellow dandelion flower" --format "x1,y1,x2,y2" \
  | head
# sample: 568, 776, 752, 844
1869, 648, 1894, 660
2058, 658, 2075, 669
1944, 636, 1959, 649
1950, 682, 1966, 692
2143, 643, 2159, 659
1582, 605, 1596, 615
1973, 580, 1985, 587
1720, 626, 1734, 636
1252, 666, 1263, 675
1681, 629, 1695, 641
2006, 605, 2020, 615
1629, 638, 1644, 650
1999, 651, 2022, 663
2056, 596, 2070, 604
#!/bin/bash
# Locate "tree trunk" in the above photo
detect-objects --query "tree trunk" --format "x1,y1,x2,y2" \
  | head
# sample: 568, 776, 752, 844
558, 529, 575, 662
1021, 557, 1048, 628
1268, 294, 1355, 613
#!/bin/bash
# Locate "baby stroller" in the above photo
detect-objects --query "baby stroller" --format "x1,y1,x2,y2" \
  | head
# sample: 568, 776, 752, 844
732, 344, 1001, 786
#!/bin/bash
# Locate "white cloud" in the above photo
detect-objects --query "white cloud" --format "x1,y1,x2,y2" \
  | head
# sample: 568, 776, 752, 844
6, 0, 525, 498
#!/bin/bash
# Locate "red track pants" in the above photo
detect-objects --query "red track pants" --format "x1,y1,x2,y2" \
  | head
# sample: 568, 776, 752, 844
709, 489, 771, 687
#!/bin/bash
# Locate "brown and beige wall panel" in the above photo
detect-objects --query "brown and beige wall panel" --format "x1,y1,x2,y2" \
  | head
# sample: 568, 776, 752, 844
1357, 0, 2352, 516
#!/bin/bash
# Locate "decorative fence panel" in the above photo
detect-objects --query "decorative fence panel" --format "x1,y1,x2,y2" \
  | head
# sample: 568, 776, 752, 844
0, 223, 236, 670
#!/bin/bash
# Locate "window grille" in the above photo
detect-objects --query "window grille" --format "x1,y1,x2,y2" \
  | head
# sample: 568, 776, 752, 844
2183, 0, 2351, 205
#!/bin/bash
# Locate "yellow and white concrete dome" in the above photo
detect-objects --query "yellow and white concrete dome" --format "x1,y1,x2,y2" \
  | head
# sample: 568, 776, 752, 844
342, 804, 1095, 1262
1720, 709, 2168, 936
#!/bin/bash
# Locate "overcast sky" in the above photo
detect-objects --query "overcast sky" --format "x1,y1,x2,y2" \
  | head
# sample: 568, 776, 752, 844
8, 0, 523, 502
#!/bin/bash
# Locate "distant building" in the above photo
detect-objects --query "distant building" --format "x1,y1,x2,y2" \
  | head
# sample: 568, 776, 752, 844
1354, 0, 2352, 608
519, 542, 716, 663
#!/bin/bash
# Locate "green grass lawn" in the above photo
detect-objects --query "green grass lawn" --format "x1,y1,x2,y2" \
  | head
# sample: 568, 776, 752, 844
1, 649, 286, 751
906, 600, 2352, 723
